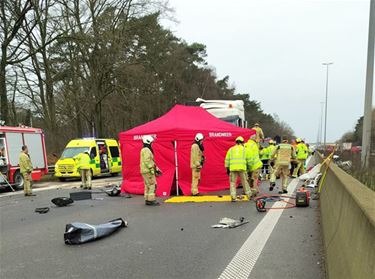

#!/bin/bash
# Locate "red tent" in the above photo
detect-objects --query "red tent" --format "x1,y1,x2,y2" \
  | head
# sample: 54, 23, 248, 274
119, 105, 255, 196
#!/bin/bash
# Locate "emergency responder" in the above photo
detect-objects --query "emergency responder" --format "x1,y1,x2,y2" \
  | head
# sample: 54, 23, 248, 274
269, 136, 296, 194
140, 135, 162, 206
292, 138, 309, 178
245, 134, 263, 196
225, 136, 252, 202
74, 151, 92, 189
259, 145, 271, 180
290, 138, 298, 176
268, 140, 277, 175
19, 145, 35, 196
190, 133, 204, 196
252, 123, 265, 144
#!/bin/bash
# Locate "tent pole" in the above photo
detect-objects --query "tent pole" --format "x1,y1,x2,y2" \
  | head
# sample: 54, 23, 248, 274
174, 140, 179, 196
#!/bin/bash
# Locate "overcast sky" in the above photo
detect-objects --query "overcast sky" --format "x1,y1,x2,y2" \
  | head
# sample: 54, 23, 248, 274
162, 0, 374, 142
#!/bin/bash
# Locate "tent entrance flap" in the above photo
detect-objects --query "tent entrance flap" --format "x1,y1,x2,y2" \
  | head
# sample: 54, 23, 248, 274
174, 141, 179, 196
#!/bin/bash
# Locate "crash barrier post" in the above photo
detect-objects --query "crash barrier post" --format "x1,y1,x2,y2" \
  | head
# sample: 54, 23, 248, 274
317, 154, 375, 279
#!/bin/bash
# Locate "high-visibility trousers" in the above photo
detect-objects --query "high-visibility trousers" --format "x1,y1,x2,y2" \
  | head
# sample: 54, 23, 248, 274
229, 171, 251, 199
80, 169, 92, 188
191, 168, 201, 195
22, 173, 32, 195
142, 173, 156, 201
293, 159, 306, 177
270, 164, 289, 190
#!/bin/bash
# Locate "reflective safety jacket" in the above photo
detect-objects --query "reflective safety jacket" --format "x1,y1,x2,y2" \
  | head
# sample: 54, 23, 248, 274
252, 127, 265, 143
190, 143, 203, 169
140, 147, 156, 174
272, 143, 296, 166
245, 139, 263, 171
225, 144, 249, 171
19, 152, 33, 174
296, 143, 309, 160
268, 145, 277, 157
74, 153, 91, 170
260, 147, 271, 160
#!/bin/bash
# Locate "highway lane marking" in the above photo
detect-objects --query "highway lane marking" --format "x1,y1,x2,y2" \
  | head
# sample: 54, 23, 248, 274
218, 157, 312, 279
218, 178, 300, 279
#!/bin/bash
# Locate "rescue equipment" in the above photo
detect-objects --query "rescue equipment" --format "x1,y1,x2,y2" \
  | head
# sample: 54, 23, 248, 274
295, 187, 310, 207
256, 199, 266, 212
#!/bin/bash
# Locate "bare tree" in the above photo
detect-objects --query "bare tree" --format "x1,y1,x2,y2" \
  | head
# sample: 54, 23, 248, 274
0, 0, 35, 124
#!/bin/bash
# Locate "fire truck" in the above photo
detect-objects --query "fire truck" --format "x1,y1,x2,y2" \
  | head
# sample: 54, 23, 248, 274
0, 126, 48, 190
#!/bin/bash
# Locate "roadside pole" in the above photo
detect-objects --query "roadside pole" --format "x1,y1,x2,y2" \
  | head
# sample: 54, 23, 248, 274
362, 0, 375, 168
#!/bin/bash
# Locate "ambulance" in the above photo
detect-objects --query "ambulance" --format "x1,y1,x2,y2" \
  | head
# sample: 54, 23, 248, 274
54, 138, 122, 181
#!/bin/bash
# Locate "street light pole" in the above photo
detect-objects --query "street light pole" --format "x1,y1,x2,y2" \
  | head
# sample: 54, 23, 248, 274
362, 0, 375, 168
320, 101, 324, 145
322, 62, 333, 152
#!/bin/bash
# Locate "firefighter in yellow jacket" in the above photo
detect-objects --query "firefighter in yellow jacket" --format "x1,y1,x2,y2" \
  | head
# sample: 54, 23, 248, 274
140, 135, 162, 206
74, 151, 92, 189
245, 134, 263, 196
191, 133, 204, 196
252, 123, 265, 144
292, 138, 309, 178
269, 137, 296, 194
19, 145, 35, 196
225, 136, 252, 202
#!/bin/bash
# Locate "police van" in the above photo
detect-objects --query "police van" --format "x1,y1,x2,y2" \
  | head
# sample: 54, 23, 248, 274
54, 138, 121, 181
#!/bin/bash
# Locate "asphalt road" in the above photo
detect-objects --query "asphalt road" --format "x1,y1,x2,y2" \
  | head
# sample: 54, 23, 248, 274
0, 178, 324, 279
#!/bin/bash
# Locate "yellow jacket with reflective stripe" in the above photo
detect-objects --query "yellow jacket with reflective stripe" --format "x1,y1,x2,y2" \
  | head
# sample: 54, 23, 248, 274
190, 143, 203, 169
296, 143, 308, 160
225, 144, 249, 171
140, 147, 156, 174
272, 143, 295, 166
245, 139, 263, 171
19, 152, 33, 174
74, 153, 91, 170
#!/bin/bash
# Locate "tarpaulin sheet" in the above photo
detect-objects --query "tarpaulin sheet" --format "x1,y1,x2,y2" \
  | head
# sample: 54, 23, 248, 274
119, 105, 255, 196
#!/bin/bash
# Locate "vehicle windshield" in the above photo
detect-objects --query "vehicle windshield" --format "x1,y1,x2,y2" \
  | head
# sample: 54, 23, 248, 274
60, 147, 89, 159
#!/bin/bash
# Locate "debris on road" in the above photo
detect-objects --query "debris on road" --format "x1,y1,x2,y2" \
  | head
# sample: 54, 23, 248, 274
51, 197, 74, 207
64, 218, 127, 245
35, 207, 50, 214
104, 184, 121, 196
211, 217, 248, 228
70, 191, 92, 201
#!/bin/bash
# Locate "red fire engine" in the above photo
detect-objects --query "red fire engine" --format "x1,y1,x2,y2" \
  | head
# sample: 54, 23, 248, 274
0, 126, 48, 189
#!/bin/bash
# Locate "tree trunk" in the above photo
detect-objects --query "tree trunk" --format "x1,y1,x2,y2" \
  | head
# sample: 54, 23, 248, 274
0, 45, 8, 124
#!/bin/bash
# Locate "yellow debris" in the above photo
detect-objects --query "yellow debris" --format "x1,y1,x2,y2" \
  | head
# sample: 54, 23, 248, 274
164, 195, 249, 203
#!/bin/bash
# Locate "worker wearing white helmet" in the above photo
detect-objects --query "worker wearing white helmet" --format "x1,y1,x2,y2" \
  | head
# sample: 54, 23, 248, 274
140, 135, 162, 206
190, 133, 205, 196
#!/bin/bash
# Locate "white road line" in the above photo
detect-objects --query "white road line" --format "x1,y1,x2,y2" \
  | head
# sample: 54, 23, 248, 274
218, 178, 300, 279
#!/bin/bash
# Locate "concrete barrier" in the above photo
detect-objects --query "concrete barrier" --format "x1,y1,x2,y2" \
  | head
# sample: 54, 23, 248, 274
320, 161, 375, 279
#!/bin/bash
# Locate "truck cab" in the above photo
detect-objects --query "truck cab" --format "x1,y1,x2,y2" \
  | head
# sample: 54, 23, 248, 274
55, 138, 121, 181
190, 98, 247, 128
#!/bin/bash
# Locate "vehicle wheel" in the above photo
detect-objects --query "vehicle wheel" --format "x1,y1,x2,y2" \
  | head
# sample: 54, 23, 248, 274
111, 172, 119, 177
13, 171, 24, 190
58, 177, 66, 182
